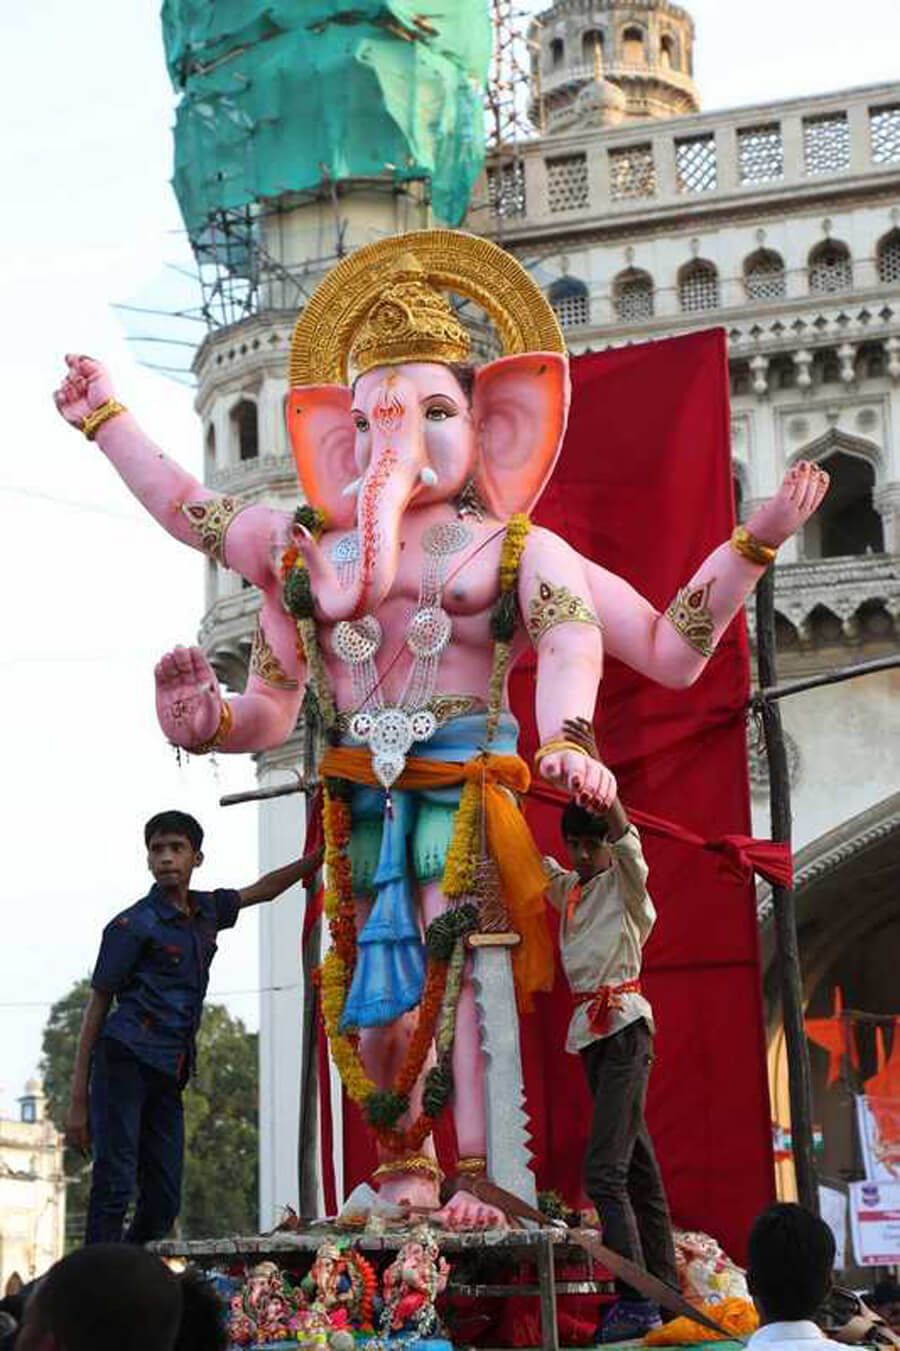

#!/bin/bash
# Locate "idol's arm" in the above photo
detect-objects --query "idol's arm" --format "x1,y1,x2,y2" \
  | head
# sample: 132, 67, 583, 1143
53, 353, 284, 585
519, 528, 617, 808
585, 461, 829, 688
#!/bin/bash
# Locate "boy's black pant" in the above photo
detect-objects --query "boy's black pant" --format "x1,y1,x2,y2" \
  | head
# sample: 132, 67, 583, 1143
580, 1019, 677, 1300
85, 1036, 184, 1245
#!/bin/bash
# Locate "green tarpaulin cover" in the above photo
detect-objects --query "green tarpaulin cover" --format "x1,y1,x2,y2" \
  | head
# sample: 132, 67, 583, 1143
161, 1, 491, 234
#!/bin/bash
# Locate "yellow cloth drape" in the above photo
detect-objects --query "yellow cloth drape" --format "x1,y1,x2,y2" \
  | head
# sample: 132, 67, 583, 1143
319, 747, 554, 1010
644, 1299, 759, 1345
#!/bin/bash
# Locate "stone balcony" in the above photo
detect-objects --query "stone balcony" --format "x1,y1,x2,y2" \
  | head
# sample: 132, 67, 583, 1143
537, 56, 698, 104
481, 83, 900, 239
208, 453, 299, 499
198, 588, 260, 692
764, 552, 900, 659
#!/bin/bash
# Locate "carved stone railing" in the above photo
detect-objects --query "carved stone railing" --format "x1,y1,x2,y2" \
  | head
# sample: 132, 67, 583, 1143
483, 83, 900, 232
760, 552, 900, 646
198, 589, 260, 693
208, 454, 298, 496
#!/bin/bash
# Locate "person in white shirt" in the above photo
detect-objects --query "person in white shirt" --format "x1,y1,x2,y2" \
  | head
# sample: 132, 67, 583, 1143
544, 718, 676, 1344
746, 1202, 846, 1351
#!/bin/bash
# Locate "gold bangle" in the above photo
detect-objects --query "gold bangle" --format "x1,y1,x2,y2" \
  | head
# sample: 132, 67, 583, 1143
81, 398, 127, 441
188, 701, 233, 756
373, 1153, 443, 1183
534, 739, 592, 767
455, 1156, 487, 1177
731, 525, 777, 567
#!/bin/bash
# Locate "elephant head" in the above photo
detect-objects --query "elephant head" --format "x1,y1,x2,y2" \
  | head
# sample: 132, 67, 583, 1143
285, 353, 570, 622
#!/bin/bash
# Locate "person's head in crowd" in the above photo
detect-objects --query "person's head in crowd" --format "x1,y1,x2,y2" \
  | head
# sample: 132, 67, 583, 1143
870, 1279, 900, 1331
15, 1245, 225, 1351
747, 1202, 836, 1324
561, 800, 612, 884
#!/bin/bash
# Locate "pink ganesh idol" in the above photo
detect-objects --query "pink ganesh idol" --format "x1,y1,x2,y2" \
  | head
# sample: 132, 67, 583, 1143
54, 230, 828, 1229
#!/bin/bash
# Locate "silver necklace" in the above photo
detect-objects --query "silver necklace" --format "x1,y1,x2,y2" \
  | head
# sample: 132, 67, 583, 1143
331, 520, 472, 789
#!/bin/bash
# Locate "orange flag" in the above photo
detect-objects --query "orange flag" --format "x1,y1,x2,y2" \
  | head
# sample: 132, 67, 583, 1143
805, 987, 858, 1087
865, 1024, 900, 1099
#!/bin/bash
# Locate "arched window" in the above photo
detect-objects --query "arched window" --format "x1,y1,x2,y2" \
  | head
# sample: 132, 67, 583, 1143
621, 25, 646, 65
876, 228, 900, 285
613, 268, 655, 322
582, 28, 605, 66
808, 240, 852, 295
802, 451, 883, 558
231, 399, 259, 461
548, 276, 590, 330
204, 423, 216, 474
678, 259, 720, 312
660, 33, 678, 69
732, 470, 745, 521
744, 248, 786, 301
549, 37, 564, 69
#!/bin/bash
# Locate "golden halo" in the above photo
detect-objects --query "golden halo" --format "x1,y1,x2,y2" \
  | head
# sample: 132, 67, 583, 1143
288, 228, 565, 387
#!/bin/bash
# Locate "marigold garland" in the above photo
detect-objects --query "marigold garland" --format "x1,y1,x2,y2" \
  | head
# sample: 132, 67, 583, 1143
281, 512, 335, 729
486, 513, 531, 742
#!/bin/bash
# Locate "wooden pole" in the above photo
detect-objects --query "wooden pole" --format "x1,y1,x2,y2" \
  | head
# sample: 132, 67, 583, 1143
755, 566, 819, 1214
298, 702, 322, 1218
753, 653, 900, 705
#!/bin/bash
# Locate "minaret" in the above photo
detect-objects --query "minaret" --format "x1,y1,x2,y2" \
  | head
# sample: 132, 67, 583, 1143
161, 1, 492, 1227
529, 0, 700, 134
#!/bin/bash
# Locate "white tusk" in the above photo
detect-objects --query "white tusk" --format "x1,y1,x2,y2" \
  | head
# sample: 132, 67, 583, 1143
341, 477, 362, 498
419, 466, 438, 487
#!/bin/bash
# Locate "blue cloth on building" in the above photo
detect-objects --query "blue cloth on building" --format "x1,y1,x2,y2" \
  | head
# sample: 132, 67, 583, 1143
340, 713, 519, 1030
91, 884, 241, 1080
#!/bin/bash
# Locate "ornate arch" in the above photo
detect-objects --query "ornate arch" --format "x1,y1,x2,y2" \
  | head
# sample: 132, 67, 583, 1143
788, 426, 883, 478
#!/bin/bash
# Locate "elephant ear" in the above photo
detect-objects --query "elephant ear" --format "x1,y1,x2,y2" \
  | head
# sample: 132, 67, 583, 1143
473, 353, 570, 520
285, 385, 356, 529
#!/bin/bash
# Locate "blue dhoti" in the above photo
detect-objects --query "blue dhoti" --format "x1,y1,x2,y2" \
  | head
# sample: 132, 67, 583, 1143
339, 712, 519, 1030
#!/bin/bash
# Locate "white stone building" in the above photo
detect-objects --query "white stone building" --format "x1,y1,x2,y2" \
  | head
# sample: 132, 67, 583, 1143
194, 0, 900, 1221
468, 0, 900, 1196
0, 1081, 65, 1289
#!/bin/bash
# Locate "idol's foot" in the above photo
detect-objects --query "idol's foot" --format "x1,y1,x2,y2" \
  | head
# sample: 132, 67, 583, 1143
433, 1188, 507, 1231
375, 1173, 440, 1215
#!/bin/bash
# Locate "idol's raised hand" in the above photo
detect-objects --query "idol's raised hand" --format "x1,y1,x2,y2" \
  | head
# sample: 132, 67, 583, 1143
52, 354, 115, 428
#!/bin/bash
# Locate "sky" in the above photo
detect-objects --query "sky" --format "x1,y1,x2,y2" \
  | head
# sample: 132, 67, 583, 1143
1, 0, 898, 1119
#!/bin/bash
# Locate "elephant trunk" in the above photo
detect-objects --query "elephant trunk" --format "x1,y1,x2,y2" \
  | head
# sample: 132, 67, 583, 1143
297, 386, 426, 623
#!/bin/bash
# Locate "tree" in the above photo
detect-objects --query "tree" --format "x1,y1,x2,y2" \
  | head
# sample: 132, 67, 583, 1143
40, 977, 93, 1247
182, 1003, 259, 1238
40, 981, 259, 1243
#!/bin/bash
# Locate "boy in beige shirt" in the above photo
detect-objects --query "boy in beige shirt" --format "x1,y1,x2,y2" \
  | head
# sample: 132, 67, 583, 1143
544, 719, 677, 1343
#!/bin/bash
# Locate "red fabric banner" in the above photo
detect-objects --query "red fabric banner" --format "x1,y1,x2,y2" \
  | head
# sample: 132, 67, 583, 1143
320, 330, 774, 1261
510, 330, 774, 1261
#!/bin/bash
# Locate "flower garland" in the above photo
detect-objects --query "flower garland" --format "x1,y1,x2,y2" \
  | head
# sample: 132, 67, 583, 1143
443, 513, 531, 899
486, 512, 531, 742
286, 505, 531, 1151
281, 505, 336, 729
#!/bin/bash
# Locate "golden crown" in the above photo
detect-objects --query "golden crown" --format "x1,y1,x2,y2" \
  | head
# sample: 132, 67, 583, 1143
349, 253, 470, 376
289, 229, 565, 388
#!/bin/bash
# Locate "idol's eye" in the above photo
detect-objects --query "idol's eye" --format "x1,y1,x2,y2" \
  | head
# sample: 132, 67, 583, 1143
425, 403, 455, 422
353, 414, 370, 433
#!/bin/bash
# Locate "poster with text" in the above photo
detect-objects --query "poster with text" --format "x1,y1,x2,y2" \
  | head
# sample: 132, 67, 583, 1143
849, 1181, 900, 1266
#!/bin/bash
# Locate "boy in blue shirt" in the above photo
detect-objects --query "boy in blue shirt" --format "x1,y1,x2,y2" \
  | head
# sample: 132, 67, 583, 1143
66, 809, 322, 1244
